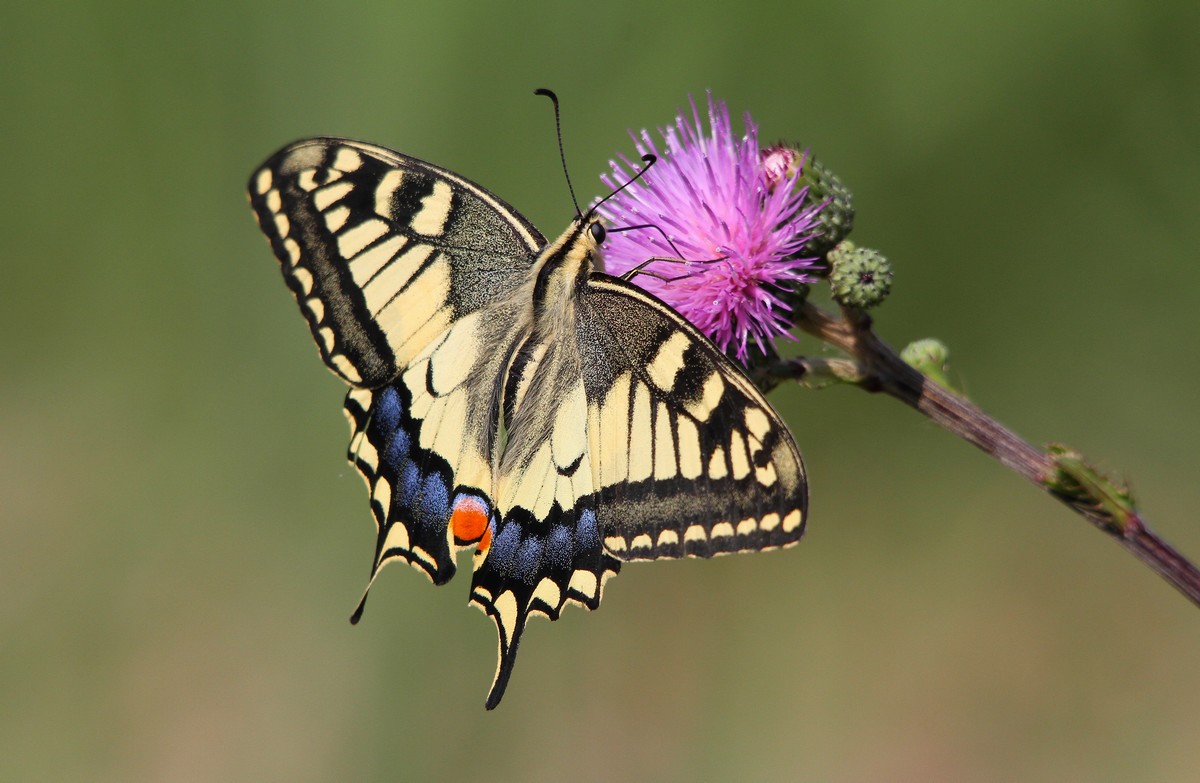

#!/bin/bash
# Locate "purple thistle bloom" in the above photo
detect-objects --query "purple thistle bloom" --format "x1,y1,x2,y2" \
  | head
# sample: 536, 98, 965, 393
596, 93, 823, 362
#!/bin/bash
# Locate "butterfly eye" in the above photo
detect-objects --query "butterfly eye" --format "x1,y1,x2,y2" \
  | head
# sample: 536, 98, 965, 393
589, 222, 607, 245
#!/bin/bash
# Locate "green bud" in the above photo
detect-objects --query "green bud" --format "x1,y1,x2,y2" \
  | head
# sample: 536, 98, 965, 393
900, 338, 949, 371
828, 242, 892, 309
800, 156, 855, 255
901, 338, 956, 392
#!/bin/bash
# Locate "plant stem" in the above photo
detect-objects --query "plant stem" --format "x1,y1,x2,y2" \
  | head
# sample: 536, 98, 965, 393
782, 300, 1200, 609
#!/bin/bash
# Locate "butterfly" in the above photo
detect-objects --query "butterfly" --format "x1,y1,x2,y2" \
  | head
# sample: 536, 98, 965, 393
247, 136, 808, 708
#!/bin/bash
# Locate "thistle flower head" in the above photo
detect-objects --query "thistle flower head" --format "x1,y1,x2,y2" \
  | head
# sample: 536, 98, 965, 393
596, 94, 823, 362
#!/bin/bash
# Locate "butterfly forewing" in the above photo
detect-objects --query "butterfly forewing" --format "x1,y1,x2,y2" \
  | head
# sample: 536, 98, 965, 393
248, 138, 543, 387
577, 276, 807, 560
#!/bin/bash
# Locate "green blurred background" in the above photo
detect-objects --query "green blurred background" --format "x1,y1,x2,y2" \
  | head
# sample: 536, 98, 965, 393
3, 1, 1199, 780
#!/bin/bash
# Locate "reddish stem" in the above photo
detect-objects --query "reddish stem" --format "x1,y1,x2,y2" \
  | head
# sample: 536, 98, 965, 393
787, 301, 1200, 609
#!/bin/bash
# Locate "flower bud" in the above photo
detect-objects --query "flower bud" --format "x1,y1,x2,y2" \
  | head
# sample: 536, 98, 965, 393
760, 144, 802, 192
828, 242, 892, 309
901, 338, 958, 393
801, 156, 855, 255
900, 339, 949, 373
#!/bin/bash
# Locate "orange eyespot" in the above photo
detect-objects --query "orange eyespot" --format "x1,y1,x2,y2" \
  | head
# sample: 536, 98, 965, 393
450, 496, 490, 546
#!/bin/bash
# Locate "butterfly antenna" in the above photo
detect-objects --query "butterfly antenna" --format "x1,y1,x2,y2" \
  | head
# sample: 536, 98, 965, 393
590, 153, 657, 218
535, 88, 583, 217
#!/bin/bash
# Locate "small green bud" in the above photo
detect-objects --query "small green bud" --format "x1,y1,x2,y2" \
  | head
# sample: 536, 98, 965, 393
800, 156, 855, 255
828, 242, 892, 309
901, 338, 957, 392
900, 339, 949, 371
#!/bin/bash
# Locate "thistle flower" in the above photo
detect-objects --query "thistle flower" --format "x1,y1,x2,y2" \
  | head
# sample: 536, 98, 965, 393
596, 94, 824, 362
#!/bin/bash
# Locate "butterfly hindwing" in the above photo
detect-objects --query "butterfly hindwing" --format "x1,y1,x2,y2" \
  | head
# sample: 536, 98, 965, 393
343, 296, 538, 602
469, 500, 621, 709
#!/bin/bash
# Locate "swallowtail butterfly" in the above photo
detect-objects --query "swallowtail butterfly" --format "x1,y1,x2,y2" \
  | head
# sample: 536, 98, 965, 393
248, 136, 808, 708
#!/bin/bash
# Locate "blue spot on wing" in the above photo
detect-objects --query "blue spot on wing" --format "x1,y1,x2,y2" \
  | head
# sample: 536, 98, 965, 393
545, 525, 572, 569
384, 426, 411, 468
489, 519, 521, 576
397, 461, 421, 511
514, 538, 543, 583
375, 386, 403, 432
416, 472, 450, 529
576, 508, 599, 549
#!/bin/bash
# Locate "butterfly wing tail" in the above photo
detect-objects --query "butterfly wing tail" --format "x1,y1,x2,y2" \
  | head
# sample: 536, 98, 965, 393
469, 504, 621, 709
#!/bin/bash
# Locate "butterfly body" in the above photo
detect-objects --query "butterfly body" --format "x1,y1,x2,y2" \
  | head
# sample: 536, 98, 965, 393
249, 137, 807, 708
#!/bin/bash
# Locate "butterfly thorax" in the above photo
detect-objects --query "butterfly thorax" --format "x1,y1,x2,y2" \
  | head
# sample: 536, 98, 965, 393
530, 216, 603, 326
